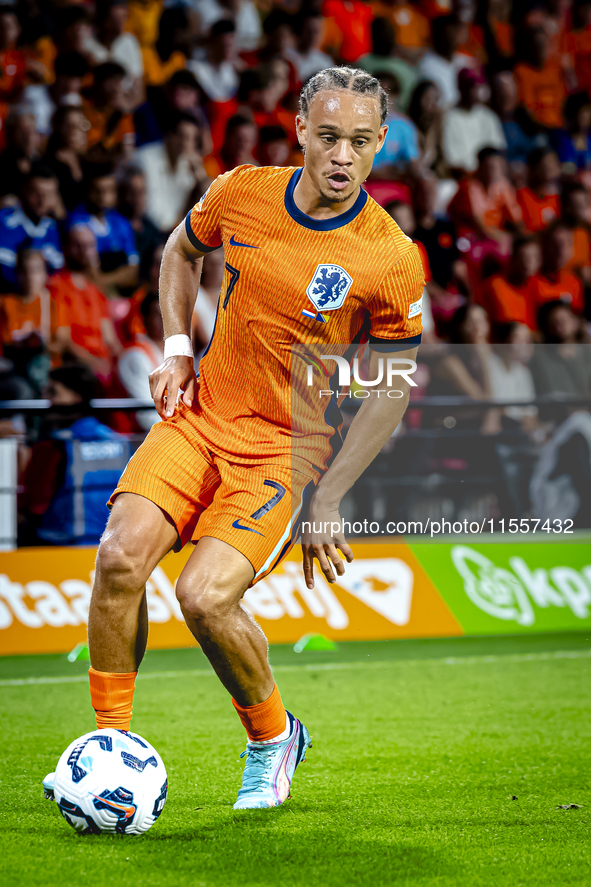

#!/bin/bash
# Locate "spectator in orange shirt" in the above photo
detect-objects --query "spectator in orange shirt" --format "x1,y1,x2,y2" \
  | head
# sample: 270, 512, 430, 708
0, 5, 27, 103
513, 25, 566, 130
142, 7, 191, 87
51, 226, 121, 384
516, 147, 561, 232
322, 0, 373, 64
34, 6, 93, 85
83, 62, 135, 157
126, 0, 162, 50
0, 249, 54, 393
531, 221, 585, 315
486, 0, 514, 61
454, 0, 487, 66
235, 63, 293, 136
449, 147, 523, 267
566, 1, 591, 94
373, 0, 430, 63
420, 0, 452, 17
480, 235, 541, 331
1, 249, 52, 345
561, 181, 591, 286
538, 0, 573, 69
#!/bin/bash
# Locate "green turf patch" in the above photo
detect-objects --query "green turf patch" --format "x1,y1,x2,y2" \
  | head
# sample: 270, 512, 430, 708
1, 635, 590, 886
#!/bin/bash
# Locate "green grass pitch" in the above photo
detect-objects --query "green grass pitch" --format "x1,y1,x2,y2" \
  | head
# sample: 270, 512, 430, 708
1, 632, 590, 887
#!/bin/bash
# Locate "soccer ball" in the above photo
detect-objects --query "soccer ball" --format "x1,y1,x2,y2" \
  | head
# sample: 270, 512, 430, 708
50, 729, 167, 835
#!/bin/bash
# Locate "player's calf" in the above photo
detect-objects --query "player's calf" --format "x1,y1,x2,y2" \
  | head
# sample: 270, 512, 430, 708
87, 494, 178, 730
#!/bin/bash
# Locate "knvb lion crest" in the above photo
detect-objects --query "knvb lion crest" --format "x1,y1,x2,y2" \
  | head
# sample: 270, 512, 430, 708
306, 264, 353, 311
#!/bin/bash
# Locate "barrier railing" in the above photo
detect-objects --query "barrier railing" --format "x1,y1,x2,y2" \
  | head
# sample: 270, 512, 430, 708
1, 395, 590, 547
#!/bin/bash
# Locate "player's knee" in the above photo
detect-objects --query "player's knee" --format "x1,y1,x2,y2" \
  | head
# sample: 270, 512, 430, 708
95, 533, 151, 592
175, 574, 239, 625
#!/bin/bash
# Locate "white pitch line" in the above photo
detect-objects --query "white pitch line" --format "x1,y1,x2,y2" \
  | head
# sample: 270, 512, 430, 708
0, 648, 589, 688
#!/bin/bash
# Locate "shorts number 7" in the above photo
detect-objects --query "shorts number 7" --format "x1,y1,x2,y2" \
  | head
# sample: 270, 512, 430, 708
251, 480, 286, 520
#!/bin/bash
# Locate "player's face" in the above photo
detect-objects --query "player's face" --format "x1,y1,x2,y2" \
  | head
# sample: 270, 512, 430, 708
296, 90, 387, 204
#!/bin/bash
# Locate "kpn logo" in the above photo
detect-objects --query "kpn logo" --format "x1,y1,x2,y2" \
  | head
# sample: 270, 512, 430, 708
306, 355, 418, 398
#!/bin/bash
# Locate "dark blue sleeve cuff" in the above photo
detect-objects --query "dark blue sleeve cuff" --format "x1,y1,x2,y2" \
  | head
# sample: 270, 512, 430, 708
184, 213, 222, 253
369, 333, 422, 352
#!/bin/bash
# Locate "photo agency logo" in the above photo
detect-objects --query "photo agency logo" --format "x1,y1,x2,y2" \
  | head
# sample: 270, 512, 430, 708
306, 355, 418, 398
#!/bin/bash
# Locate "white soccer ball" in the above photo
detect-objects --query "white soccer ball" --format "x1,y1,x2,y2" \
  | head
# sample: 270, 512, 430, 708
52, 729, 167, 835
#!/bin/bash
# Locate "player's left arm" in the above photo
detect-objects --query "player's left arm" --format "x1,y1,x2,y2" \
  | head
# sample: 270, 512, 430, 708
302, 244, 424, 589
301, 346, 418, 589
151, 170, 233, 418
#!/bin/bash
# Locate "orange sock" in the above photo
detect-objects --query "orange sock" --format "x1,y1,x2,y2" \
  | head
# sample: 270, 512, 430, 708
232, 684, 287, 742
89, 667, 137, 731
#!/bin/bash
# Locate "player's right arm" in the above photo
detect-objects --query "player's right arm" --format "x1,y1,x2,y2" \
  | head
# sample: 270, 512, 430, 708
150, 170, 233, 418
149, 221, 207, 418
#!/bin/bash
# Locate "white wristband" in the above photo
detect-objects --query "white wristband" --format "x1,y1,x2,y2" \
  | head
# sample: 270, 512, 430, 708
164, 334, 193, 359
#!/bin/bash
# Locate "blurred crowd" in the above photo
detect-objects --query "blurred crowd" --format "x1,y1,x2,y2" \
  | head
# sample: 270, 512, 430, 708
1, 0, 591, 542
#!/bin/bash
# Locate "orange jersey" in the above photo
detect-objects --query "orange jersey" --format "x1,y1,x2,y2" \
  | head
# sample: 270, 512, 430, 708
141, 46, 186, 86
449, 177, 522, 234
185, 165, 423, 473
489, 18, 514, 57
83, 100, 135, 151
457, 23, 487, 63
480, 274, 537, 330
566, 27, 591, 93
50, 270, 112, 360
0, 49, 27, 101
513, 61, 566, 129
531, 270, 584, 314
567, 226, 591, 273
372, 2, 430, 49
0, 290, 55, 344
322, 0, 373, 62
516, 187, 560, 233
126, 0, 163, 48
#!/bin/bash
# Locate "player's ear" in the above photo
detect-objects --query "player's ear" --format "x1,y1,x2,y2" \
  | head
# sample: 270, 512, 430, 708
375, 124, 388, 155
295, 114, 307, 150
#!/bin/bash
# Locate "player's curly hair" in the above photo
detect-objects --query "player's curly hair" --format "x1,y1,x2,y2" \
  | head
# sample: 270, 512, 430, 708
299, 67, 388, 126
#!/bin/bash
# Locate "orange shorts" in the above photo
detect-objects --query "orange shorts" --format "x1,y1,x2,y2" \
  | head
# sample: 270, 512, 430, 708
110, 410, 317, 585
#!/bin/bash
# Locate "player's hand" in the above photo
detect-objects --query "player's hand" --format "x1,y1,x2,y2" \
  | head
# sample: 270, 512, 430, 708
301, 496, 353, 589
149, 356, 197, 419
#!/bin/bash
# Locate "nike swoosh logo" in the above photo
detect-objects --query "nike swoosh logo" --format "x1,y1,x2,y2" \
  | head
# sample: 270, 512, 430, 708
90, 794, 136, 817
232, 519, 264, 536
230, 235, 260, 249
